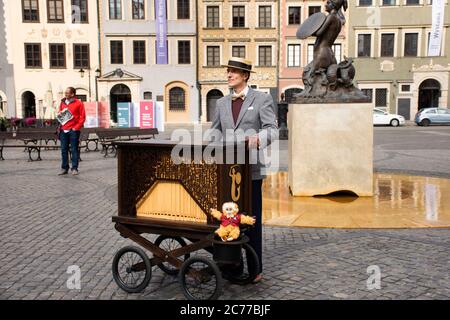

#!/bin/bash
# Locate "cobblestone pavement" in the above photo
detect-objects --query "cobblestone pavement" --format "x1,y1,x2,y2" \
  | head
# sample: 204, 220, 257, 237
0, 138, 449, 300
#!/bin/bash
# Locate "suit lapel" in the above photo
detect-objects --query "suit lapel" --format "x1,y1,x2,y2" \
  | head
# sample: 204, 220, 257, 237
234, 88, 255, 129
225, 95, 234, 128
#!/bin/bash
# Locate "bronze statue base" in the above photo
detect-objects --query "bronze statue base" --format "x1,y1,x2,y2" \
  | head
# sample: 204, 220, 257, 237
292, 85, 370, 104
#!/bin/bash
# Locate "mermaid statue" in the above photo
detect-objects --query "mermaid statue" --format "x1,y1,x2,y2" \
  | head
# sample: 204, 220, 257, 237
294, 0, 369, 103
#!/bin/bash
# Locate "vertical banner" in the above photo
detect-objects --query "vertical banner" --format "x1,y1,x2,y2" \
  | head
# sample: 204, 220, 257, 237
155, 0, 168, 64
129, 103, 135, 127
83, 102, 99, 128
133, 102, 141, 128
428, 0, 445, 57
98, 101, 110, 128
140, 101, 155, 128
117, 102, 130, 128
155, 101, 165, 132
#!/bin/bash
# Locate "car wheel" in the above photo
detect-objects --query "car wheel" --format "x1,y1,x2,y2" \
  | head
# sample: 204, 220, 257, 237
390, 119, 400, 127
420, 119, 431, 127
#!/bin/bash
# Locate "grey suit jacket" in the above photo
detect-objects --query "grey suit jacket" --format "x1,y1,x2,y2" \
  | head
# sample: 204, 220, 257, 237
210, 87, 278, 180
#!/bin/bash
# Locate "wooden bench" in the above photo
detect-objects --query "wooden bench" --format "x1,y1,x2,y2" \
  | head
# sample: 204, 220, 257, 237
97, 128, 158, 157
0, 131, 58, 161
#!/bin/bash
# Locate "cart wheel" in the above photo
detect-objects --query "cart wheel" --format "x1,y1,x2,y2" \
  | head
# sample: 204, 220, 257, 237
155, 236, 190, 276
225, 243, 260, 285
112, 246, 152, 293
179, 256, 223, 300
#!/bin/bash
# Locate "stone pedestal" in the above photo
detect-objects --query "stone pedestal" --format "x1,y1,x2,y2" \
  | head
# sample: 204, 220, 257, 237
288, 103, 373, 196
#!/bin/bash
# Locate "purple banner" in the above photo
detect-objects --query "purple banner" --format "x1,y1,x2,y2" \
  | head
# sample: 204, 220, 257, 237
155, 0, 168, 64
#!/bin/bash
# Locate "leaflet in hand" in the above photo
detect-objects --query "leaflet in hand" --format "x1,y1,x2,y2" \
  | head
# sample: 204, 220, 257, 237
57, 108, 73, 125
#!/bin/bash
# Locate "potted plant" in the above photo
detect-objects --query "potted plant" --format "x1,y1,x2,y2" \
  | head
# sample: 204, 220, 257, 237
0, 117, 8, 131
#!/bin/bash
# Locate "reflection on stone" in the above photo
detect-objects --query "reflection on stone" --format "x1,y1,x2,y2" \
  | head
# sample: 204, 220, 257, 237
262, 172, 450, 228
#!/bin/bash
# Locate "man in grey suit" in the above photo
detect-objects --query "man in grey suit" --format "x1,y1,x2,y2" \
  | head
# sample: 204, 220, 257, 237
210, 57, 278, 283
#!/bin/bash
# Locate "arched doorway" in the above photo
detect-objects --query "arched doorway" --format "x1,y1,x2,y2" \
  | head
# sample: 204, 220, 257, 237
418, 79, 440, 110
110, 84, 131, 123
206, 89, 224, 121
22, 91, 36, 118
284, 87, 303, 103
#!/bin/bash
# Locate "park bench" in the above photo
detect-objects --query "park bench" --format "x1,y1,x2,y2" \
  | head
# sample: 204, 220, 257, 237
0, 131, 58, 161
97, 128, 158, 157
0, 130, 89, 162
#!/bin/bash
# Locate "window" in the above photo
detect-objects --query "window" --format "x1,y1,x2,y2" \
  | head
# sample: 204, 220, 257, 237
307, 44, 314, 63
361, 89, 373, 102
133, 41, 146, 64
404, 33, 418, 57
24, 43, 42, 68
49, 44, 66, 68
359, 0, 373, 6
109, 0, 121, 19
288, 7, 301, 25
358, 34, 371, 57
288, 44, 300, 67
77, 94, 87, 102
207, 46, 220, 66
406, 0, 420, 5
178, 41, 191, 64
232, 6, 245, 28
23, 0, 39, 22
73, 44, 90, 68
143, 92, 152, 100
177, 0, 190, 19
308, 6, 321, 16
169, 87, 186, 110
332, 44, 342, 63
382, 0, 396, 5
381, 33, 395, 57
259, 6, 271, 28
375, 89, 388, 107
110, 41, 123, 64
72, 0, 88, 23
373, 109, 385, 115
232, 46, 246, 58
401, 84, 411, 92
207, 6, 220, 28
258, 46, 272, 67
132, 0, 145, 19
47, 0, 64, 22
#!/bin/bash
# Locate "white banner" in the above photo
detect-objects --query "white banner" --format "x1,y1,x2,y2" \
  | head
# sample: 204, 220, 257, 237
428, 0, 445, 57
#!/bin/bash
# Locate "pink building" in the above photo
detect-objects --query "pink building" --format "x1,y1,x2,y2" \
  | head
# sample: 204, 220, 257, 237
278, 0, 347, 102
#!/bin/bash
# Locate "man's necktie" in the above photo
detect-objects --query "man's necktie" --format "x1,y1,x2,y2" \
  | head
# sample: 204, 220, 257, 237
232, 91, 246, 101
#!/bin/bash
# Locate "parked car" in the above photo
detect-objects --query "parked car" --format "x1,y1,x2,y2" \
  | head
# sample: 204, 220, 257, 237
373, 108, 405, 127
415, 108, 450, 126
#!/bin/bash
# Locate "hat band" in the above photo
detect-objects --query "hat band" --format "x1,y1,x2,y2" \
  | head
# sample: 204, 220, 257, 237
228, 60, 252, 71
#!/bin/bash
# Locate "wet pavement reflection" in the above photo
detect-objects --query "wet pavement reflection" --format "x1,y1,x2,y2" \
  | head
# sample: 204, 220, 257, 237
262, 172, 450, 228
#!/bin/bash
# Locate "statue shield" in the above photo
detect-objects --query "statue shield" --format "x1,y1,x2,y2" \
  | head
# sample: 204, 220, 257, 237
296, 12, 327, 39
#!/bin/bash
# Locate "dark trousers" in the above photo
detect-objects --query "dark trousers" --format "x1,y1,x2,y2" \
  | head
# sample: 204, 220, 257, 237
247, 179, 263, 274
60, 130, 80, 170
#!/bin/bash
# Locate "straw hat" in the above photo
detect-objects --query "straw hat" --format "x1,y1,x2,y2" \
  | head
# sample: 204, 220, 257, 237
223, 57, 256, 73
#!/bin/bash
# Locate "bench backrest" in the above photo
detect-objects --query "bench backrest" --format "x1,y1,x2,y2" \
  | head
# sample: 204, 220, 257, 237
96, 128, 158, 140
14, 131, 58, 141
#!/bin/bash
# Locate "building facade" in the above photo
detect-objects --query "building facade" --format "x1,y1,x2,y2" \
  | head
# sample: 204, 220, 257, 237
198, 0, 279, 123
348, 0, 450, 120
98, 0, 199, 124
3, 0, 100, 119
278, 0, 348, 102
0, 0, 15, 118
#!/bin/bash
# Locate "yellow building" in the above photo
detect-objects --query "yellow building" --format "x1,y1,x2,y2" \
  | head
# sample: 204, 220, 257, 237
198, 0, 279, 123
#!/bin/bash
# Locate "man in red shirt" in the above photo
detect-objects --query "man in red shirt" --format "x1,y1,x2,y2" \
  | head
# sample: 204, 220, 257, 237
57, 87, 86, 176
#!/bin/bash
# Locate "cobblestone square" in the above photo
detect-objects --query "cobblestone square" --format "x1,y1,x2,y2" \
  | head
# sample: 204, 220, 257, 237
1, 127, 449, 300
